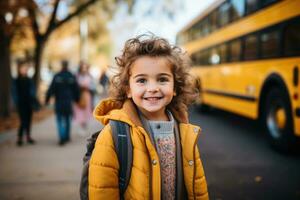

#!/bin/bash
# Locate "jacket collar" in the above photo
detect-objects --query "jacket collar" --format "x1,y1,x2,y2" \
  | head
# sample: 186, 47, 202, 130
122, 99, 189, 124
93, 98, 189, 126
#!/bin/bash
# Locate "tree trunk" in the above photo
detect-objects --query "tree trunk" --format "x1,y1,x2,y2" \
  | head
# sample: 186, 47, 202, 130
0, 31, 12, 117
33, 37, 46, 87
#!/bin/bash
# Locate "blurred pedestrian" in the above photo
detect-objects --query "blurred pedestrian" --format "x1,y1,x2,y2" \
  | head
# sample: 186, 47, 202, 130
73, 61, 95, 135
45, 60, 79, 146
12, 60, 38, 146
88, 35, 208, 199
99, 68, 109, 94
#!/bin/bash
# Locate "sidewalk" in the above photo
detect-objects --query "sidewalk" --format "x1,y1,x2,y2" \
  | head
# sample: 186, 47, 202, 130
0, 109, 102, 200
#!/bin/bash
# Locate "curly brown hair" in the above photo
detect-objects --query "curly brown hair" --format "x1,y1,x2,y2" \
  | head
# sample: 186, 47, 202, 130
110, 34, 197, 113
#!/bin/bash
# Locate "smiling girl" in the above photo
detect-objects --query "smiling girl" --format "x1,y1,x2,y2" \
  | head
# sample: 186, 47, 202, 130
88, 34, 208, 200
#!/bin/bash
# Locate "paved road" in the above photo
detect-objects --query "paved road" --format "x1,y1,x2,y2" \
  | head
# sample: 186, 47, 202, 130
0, 110, 102, 200
1, 102, 299, 200
191, 106, 300, 200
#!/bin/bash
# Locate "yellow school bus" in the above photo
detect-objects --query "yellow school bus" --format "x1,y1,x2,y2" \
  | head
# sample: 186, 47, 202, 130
177, 0, 300, 151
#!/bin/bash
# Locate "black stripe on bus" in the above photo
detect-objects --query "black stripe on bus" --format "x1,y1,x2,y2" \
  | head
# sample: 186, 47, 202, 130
204, 89, 257, 102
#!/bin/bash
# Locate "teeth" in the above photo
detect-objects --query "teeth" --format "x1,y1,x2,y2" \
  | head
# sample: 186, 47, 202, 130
145, 97, 161, 100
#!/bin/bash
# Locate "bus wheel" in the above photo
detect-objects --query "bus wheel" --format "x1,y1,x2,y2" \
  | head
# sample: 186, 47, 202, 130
264, 88, 295, 152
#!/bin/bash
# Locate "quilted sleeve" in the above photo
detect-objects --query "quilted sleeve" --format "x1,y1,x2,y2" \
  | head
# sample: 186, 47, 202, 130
194, 145, 209, 200
88, 124, 120, 200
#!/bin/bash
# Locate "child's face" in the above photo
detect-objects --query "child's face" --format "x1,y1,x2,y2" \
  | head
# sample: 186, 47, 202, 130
128, 56, 175, 120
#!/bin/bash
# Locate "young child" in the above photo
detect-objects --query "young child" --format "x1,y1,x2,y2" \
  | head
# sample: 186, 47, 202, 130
89, 35, 208, 200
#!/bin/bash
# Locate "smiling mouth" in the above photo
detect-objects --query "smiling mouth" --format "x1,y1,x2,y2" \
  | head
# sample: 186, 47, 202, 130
143, 97, 163, 101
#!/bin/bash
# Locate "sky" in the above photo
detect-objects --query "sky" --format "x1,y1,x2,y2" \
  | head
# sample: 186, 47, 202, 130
108, 0, 215, 56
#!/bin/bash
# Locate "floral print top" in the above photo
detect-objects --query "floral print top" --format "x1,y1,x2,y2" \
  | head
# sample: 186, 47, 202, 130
149, 115, 176, 200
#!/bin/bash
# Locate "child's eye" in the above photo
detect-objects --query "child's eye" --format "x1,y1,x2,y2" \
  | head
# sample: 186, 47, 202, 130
158, 77, 169, 82
136, 78, 147, 84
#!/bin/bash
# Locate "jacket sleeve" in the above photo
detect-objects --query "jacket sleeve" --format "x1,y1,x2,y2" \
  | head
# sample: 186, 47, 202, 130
29, 79, 37, 98
72, 76, 80, 103
194, 145, 209, 200
11, 79, 18, 106
45, 76, 55, 104
88, 124, 120, 200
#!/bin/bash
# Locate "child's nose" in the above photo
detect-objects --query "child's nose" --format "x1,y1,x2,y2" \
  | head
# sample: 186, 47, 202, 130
147, 83, 159, 92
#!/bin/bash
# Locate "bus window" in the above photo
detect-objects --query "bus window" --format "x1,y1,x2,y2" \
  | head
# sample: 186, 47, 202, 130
191, 54, 197, 65
196, 22, 203, 38
261, 0, 278, 7
284, 19, 300, 57
230, 0, 245, 22
210, 10, 218, 32
189, 27, 195, 41
201, 50, 210, 65
218, 2, 231, 28
191, 21, 201, 40
228, 39, 242, 62
261, 29, 280, 59
244, 33, 258, 60
219, 44, 228, 63
197, 52, 203, 66
191, 52, 199, 66
202, 17, 210, 36
246, 0, 259, 15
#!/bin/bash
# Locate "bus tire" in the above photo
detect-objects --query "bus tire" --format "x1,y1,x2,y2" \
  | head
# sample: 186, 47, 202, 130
263, 87, 296, 152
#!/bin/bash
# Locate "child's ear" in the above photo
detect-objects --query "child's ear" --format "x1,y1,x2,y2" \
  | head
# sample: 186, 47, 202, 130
126, 88, 132, 98
173, 91, 177, 96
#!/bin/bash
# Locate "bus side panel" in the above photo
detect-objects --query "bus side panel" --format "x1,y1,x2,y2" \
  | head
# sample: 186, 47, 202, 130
203, 92, 258, 119
195, 58, 300, 136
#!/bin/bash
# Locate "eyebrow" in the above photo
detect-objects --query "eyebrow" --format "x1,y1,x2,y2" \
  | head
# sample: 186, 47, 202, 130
132, 73, 172, 79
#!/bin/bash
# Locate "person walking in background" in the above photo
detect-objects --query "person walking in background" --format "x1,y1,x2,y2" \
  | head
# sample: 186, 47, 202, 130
45, 60, 79, 146
73, 61, 95, 135
88, 35, 208, 199
99, 67, 109, 94
12, 60, 38, 146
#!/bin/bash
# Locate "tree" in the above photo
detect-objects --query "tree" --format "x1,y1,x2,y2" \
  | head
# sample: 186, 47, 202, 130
27, 0, 101, 86
0, 0, 35, 117
0, 0, 131, 116
0, 15, 12, 117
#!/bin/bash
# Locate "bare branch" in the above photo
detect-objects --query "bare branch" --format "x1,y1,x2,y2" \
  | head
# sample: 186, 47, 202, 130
46, 0, 99, 36
45, 0, 60, 37
28, 6, 41, 40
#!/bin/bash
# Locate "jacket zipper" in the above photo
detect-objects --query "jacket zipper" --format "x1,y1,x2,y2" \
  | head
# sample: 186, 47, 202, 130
149, 156, 153, 200
149, 142, 161, 199
192, 133, 200, 200
140, 128, 158, 199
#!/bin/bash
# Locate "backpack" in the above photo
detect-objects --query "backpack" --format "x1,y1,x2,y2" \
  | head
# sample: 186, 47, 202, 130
80, 120, 132, 200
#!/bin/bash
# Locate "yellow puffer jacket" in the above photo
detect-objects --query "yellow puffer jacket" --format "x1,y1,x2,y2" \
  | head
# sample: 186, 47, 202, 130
89, 98, 209, 200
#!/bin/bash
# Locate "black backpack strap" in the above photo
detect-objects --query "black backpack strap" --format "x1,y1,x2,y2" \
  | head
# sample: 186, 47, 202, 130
109, 120, 132, 198
80, 130, 102, 200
